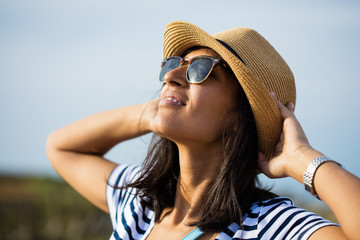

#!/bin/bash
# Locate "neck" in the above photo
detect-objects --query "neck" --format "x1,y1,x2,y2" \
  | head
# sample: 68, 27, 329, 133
169, 143, 224, 224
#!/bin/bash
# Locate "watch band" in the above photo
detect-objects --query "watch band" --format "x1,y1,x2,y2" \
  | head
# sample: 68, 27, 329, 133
303, 155, 338, 199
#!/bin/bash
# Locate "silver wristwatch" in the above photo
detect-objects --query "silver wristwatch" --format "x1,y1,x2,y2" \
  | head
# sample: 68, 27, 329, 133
303, 155, 335, 199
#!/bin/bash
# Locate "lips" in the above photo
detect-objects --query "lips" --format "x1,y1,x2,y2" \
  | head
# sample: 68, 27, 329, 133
164, 96, 183, 105
161, 92, 186, 106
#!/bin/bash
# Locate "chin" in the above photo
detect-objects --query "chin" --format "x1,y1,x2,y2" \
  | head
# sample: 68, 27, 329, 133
152, 117, 174, 138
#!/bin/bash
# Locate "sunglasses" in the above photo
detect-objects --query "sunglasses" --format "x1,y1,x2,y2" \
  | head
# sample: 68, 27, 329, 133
159, 56, 226, 84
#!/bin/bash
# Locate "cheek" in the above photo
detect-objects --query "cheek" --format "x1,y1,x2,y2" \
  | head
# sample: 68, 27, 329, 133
194, 87, 236, 117
189, 90, 236, 137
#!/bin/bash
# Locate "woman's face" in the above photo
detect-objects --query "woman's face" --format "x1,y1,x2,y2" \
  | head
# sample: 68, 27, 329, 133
153, 48, 240, 147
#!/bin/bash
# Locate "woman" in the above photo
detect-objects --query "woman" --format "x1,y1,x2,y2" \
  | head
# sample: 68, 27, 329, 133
46, 21, 360, 239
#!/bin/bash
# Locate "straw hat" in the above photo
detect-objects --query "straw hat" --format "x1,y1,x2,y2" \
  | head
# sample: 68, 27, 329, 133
163, 21, 296, 159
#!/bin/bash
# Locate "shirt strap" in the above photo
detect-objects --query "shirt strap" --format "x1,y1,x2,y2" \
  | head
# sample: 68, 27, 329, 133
181, 227, 204, 240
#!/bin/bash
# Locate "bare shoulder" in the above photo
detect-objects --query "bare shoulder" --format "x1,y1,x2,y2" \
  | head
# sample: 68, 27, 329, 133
309, 225, 348, 240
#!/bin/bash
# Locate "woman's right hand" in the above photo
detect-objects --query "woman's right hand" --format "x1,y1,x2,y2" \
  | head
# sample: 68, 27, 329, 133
46, 100, 160, 213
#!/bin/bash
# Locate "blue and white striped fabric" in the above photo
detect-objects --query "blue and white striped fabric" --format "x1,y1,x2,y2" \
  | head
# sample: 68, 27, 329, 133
106, 164, 338, 240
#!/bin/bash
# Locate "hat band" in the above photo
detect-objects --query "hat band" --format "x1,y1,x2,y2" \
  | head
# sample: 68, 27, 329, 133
216, 39, 246, 65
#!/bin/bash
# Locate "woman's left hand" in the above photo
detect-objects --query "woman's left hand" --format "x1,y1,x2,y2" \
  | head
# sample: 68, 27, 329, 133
258, 93, 360, 240
257, 93, 320, 180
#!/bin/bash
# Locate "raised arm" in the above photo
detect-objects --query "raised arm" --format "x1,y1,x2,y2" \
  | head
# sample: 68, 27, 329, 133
257, 93, 360, 240
46, 99, 159, 212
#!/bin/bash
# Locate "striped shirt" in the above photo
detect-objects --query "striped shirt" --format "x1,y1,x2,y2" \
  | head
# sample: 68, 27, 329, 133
106, 164, 337, 240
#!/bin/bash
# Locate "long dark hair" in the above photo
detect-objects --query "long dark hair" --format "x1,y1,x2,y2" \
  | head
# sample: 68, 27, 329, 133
124, 68, 276, 232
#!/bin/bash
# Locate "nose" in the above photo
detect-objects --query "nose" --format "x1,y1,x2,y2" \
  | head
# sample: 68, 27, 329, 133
163, 66, 189, 87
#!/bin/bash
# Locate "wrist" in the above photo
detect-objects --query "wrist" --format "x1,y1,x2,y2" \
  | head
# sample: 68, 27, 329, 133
303, 156, 341, 199
285, 146, 323, 183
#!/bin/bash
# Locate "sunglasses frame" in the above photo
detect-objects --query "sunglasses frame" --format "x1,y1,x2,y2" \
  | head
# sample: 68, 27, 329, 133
159, 55, 226, 84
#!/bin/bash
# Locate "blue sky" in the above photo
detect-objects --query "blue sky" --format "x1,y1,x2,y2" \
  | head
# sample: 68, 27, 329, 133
1, 0, 359, 203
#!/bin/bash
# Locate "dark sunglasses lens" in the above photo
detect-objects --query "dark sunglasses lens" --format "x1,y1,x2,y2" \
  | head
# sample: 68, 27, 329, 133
187, 58, 213, 83
159, 58, 182, 82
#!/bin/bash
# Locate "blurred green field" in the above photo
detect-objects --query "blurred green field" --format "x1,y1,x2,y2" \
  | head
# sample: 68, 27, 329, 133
0, 175, 337, 240
0, 175, 112, 240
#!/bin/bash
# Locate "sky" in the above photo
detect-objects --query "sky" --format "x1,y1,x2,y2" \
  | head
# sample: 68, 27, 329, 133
0, 0, 359, 204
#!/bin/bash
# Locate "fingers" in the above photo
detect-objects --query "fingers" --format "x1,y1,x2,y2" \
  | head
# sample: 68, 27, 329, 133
257, 151, 285, 179
270, 92, 294, 118
286, 102, 295, 112
274, 132, 284, 154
